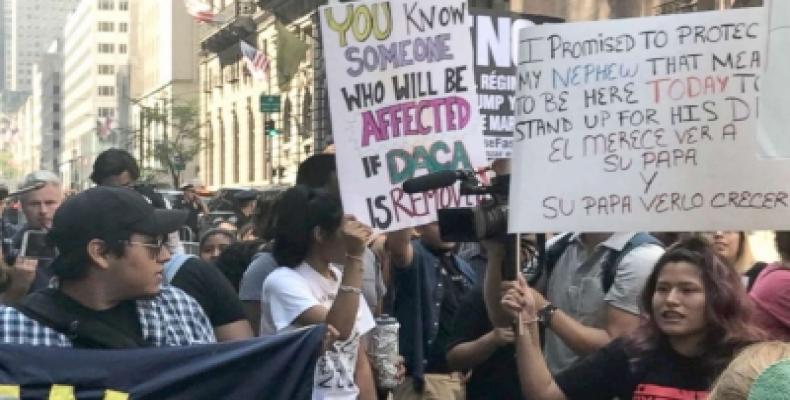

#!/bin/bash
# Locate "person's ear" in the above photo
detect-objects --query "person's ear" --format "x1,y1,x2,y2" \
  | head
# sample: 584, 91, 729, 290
86, 239, 111, 270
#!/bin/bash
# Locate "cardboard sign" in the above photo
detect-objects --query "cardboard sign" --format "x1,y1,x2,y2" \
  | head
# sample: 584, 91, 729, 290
508, 7, 790, 232
320, 0, 487, 232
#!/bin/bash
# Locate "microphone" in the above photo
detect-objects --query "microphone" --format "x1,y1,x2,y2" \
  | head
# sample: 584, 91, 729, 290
1, 181, 47, 199
402, 170, 465, 194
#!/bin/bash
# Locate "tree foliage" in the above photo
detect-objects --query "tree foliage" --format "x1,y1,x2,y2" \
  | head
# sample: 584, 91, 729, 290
145, 101, 204, 188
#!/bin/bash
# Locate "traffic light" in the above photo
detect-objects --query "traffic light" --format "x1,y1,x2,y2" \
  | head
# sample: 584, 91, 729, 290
264, 119, 278, 137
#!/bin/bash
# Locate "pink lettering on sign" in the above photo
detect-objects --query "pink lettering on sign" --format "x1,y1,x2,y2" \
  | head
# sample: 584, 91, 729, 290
360, 96, 471, 147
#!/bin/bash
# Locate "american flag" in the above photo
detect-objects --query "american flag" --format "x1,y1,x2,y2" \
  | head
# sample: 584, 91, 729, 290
240, 41, 270, 81
184, 0, 223, 24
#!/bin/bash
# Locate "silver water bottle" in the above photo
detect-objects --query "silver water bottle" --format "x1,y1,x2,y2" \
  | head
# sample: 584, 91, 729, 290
370, 315, 400, 389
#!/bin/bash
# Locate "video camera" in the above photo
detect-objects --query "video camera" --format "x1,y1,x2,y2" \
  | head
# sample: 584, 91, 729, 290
402, 169, 510, 242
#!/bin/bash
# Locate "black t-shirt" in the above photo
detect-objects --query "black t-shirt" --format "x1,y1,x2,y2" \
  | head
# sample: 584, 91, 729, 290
170, 258, 246, 327
555, 338, 714, 400
447, 286, 521, 400
51, 289, 143, 343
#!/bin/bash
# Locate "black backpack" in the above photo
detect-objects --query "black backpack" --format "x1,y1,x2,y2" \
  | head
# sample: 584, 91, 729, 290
533, 232, 663, 294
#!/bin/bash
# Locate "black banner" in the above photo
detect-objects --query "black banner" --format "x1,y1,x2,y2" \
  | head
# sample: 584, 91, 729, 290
0, 325, 324, 399
472, 10, 563, 159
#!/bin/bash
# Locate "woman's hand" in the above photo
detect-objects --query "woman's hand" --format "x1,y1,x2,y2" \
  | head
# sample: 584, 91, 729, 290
342, 215, 372, 257
321, 324, 340, 353
501, 275, 538, 320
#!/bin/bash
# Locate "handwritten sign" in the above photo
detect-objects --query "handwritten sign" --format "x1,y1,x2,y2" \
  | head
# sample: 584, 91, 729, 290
473, 11, 562, 159
758, 0, 790, 158
508, 7, 790, 232
320, 0, 486, 232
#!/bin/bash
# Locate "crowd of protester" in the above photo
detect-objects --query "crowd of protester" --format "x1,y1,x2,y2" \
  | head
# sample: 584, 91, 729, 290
0, 147, 787, 399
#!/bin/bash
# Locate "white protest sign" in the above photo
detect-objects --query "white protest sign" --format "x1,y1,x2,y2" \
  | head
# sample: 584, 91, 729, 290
509, 7, 790, 232
758, 0, 790, 158
320, 0, 487, 232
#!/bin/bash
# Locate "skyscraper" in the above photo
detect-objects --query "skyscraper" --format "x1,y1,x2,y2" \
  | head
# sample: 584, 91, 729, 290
8, 0, 79, 91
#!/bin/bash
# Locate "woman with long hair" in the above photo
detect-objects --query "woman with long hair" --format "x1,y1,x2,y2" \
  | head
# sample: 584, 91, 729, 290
260, 185, 376, 399
502, 237, 762, 400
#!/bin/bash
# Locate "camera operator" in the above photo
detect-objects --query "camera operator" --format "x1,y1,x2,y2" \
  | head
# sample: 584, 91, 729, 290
485, 231, 664, 374
0, 171, 64, 304
387, 223, 478, 399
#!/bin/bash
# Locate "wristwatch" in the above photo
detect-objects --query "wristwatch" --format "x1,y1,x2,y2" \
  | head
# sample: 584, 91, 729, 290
538, 303, 558, 328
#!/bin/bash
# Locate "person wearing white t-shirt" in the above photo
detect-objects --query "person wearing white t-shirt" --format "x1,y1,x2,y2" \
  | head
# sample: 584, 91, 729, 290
261, 185, 376, 400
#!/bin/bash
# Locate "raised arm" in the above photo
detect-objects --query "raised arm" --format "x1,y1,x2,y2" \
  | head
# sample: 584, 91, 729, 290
385, 228, 414, 269
501, 278, 567, 400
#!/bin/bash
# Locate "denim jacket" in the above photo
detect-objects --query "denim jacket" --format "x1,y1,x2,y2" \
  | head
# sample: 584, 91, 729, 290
392, 240, 478, 386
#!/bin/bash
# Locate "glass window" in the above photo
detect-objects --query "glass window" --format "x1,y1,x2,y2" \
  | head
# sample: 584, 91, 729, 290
98, 0, 114, 10
98, 43, 114, 53
98, 65, 115, 75
97, 86, 115, 96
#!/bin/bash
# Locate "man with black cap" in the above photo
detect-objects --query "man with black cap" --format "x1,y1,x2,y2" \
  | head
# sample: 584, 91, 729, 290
0, 186, 215, 347
90, 148, 253, 342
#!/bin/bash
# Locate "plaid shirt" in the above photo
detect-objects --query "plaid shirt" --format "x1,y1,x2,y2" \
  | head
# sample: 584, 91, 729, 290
0, 285, 216, 347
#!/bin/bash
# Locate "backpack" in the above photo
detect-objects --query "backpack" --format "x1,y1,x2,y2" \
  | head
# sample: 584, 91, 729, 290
533, 232, 663, 294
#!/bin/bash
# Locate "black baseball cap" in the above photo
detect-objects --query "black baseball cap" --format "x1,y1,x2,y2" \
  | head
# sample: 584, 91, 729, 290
233, 190, 258, 202
48, 186, 187, 257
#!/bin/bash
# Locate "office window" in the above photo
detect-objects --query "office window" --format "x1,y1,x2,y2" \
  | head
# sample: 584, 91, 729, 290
98, 86, 115, 96
53, 85, 60, 94
53, 103, 60, 112
98, 21, 114, 32
53, 121, 60, 130
119, 44, 127, 54
119, 1, 128, 10
98, 65, 115, 75
119, 22, 128, 32
98, 107, 114, 117
98, 43, 114, 53
98, 0, 114, 10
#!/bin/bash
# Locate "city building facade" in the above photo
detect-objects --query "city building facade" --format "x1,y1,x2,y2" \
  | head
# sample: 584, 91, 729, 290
61, 0, 131, 190
129, 0, 201, 188
8, 0, 78, 91
198, 0, 317, 189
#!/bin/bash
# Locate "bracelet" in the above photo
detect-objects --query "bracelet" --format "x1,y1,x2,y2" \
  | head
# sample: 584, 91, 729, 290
345, 253, 364, 263
338, 285, 362, 295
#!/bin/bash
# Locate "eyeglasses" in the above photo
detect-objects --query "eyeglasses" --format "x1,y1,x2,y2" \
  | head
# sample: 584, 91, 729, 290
122, 239, 167, 258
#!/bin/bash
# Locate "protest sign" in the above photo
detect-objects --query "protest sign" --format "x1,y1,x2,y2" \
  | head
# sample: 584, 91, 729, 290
473, 10, 562, 159
508, 7, 790, 232
757, 0, 790, 158
320, 0, 487, 232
